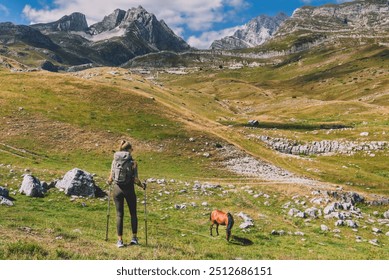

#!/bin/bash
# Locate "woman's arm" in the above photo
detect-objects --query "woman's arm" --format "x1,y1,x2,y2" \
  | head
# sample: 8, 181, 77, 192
133, 161, 146, 189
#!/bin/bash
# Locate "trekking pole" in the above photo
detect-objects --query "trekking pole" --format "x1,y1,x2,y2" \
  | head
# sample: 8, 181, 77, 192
143, 181, 148, 246
105, 182, 111, 241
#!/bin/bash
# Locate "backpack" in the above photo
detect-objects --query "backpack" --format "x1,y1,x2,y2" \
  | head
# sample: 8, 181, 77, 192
111, 151, 134, 184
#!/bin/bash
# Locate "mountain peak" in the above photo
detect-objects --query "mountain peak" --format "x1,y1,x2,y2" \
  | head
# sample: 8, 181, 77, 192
211, 13, 288, 50
89, 9, 126, 35
32, 12, 88, 32
121, 5, 155, 25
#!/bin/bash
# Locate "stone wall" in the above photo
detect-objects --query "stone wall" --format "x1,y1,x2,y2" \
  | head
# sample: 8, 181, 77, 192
256, 135, 388, 156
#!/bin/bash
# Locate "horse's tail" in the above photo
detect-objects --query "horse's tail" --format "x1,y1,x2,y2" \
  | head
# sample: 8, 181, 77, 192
227, 213, 234, 230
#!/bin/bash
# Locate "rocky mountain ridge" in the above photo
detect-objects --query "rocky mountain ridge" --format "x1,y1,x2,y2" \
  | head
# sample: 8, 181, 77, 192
211, 13, 288, 50
275, 0, 389, 37
0, 6, 190, 67
1, 1, 388, 69
31, 6, 190, 51
32, 12, 89, 32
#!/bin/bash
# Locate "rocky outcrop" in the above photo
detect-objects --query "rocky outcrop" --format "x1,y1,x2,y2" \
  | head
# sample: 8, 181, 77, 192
255, 135, 388, 156
211, 13, 288, 50
276, 0, 389, 37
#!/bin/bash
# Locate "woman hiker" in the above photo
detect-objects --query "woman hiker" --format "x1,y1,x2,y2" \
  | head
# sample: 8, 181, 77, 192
108, 140, 146, 248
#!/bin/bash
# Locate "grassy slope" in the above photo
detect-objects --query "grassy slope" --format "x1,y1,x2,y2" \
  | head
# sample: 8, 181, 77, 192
1, 43, 389, 260
161, 44, 389, 194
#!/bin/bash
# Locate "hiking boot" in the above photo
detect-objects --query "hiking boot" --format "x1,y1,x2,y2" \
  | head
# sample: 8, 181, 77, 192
116, 240, 124, 248
130, 237, 139, 245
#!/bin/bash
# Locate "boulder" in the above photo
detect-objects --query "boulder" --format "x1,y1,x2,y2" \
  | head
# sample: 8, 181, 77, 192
248, 120, 259, 127
0, 196, 13, 206
321, 224, 329, 231
156, 179, 166, 185
369, 239, 379, 246
56, 168, 96, 197
174, 204, 186, 210
384, 210, 389, 219
0, 186, 9, 197
271, 230, 286, 236
345, 220, 358, 228
324, 202, 339, 215
238, 212, 253, 223
288, 208, 307, 218
345, 192, 364, 204
295, 211, 306, 218
305, 207, 321, 218
372, 227, 382, 234
238, 212, 254, 228
288, 208, 300, 216
19, 174, 46, 197
239, 221, 254, 229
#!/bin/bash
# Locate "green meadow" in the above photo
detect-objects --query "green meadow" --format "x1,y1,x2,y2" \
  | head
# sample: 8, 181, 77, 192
0, 43, 388, 259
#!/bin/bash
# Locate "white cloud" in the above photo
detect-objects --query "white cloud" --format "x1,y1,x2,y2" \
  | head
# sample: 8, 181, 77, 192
187, 24, 243, 49
0, 4, 10, 16
22, 0, 247, 31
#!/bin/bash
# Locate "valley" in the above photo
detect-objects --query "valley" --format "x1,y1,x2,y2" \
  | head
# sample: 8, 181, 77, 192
0, 0, 388, 260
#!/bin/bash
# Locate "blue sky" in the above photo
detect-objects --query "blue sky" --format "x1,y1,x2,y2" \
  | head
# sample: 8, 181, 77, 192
0, 0, 354, 48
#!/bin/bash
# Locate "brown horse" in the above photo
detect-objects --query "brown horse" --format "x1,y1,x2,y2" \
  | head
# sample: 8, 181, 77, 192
210, 210, 234, 241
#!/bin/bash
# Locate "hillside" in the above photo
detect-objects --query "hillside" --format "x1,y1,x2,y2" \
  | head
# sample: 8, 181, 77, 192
1, 37, 389, 259
1, 0, 388, 261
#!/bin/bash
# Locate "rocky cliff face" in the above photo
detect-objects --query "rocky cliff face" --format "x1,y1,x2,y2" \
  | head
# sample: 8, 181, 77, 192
12, 6, 191, 66
211, 13, 288, 50
112, 6, 190, 52
275, 0, 389, 37
0, 22, 58, 50
81, 6, 190, 52
32, 12, 89, 32
89, 9, 126, 35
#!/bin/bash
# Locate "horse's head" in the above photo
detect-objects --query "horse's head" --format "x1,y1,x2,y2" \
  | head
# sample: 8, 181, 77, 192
226, 213, 234, 241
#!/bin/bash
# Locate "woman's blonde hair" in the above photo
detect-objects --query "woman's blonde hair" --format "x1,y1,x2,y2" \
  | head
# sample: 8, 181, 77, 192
119, 140, 132, 151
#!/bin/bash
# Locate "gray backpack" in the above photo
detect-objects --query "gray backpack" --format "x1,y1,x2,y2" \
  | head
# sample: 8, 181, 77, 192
111, 151, 134, 184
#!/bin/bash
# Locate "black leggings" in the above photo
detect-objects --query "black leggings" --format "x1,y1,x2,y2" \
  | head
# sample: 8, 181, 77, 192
113, 183, 137, 236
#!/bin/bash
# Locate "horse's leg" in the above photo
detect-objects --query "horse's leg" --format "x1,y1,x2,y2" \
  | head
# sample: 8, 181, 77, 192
216, 224, 219, 236
210, 223, 213, 236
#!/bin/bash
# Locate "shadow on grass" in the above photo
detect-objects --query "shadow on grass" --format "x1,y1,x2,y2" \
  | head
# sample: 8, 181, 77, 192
245, 122, 352, 131
229, 236, 254, 246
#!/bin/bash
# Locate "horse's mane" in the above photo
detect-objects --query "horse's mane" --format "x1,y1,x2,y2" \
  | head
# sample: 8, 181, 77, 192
227, 212, 234, 231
